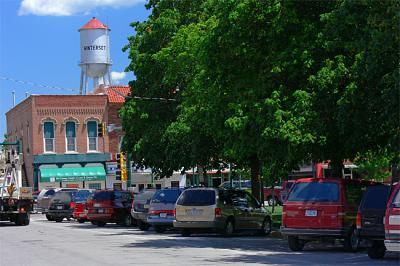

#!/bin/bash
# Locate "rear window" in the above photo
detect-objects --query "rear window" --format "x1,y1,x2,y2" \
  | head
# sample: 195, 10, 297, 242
52, 191, 73, 202
360, 185, 390, 210
136, 190, 157, 202
391, 189, 400, 208
152, 189, 182, 204
93, 191, 114, 201
73, 190, 93, 202
287, 182, 339, 202
176, 190, 216, 206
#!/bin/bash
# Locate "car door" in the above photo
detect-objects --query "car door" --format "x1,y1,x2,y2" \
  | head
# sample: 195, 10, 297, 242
229, 190, 251, 229
245, 192, 265, 229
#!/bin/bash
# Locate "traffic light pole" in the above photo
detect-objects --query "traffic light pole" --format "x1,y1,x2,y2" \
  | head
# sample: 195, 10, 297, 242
127, 152, 132, 187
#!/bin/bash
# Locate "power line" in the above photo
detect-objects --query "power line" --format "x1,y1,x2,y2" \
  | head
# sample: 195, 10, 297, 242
0, 76, 79, 92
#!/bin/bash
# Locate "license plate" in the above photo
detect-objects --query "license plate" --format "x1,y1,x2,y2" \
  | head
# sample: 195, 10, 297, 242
94, 203, 101, 207
57, 206, 63, 210
79, 213, 85, 217
186, 208, 203, 216
97, 208, 104, 213
305, 210, 317, 217
144, 204, 149, 209
159, 213, 167, 218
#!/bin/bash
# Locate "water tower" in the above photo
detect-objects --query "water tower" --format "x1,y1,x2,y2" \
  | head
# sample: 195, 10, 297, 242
79, 17, 112, 94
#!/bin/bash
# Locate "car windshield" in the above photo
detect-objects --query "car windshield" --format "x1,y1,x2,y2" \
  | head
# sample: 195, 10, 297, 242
361, 185, 390, 209
392, 189, 400, 208
176, 190, 216, 206
287, 182, 339, 202
151, 189, 181, 204
73, 190, 93, 202
93, 191, 114, 201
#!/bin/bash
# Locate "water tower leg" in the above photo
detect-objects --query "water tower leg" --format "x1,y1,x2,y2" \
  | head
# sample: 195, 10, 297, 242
84, 66, 89, 95
107, 68, 112, 86
93, 77, 100, 90
79, 69, 85, 95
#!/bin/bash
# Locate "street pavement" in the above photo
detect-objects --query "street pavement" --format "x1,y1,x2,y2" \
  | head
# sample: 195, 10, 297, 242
0, 214, 399, 266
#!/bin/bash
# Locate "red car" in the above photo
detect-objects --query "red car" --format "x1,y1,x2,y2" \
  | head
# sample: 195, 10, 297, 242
86, 190, 133, 227
384, 182, 400, 252
281, 178, 376, 252
72, 189, 95, 223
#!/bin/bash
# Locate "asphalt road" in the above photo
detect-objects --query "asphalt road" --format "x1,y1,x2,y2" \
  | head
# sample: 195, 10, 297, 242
0, 214, 399, 266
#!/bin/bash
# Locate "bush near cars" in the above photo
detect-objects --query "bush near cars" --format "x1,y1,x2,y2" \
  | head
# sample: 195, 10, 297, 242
36, 179, 400, 260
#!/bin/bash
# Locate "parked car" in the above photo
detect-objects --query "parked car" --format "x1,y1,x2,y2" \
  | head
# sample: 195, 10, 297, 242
131, 189, 157, 231
219, 180, 251, 190
384, 182, 400, 253
356, 184, 390, 259
263, 180, 296, 206
72, 189, 95, 223
147, 188, 184, 233
281, 178, 375, 252
173, 188, 272, 237
86, 190, 133, 227
37, 188, 78, 220
47, 190, 78, 222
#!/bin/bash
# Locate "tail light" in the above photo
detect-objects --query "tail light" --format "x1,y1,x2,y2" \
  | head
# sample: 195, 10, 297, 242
173, 208, 176, 217
356, 212, 362, 229
70, 202, 76, 209
19, 207, 26, 213
149, 210, 174, 215
215, 207, 222, 218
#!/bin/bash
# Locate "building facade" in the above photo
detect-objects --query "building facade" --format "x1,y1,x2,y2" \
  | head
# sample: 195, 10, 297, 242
5, 86, 131, 190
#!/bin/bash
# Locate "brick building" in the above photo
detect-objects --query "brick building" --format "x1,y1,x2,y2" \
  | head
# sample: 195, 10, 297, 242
6, 86, 129, 190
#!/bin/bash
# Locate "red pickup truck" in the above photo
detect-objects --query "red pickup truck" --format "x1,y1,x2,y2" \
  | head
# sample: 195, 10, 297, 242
263, 180, 295, 206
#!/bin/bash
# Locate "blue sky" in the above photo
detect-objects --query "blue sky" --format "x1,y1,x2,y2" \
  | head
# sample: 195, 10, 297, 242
0, 0, 150, 140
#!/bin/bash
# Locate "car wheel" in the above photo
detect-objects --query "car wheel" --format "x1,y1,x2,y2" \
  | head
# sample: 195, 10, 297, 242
78, 219, 85, 223
46, 214, 54, 221
54, 217, 63, 223
122, 215, 132, 227
181, 229, 191, 237
259, 217, 272, 236
288, 236, 305, 251
15, 213, 30, 226
344, 227, 359, 252
138, 220, 150, 231
368, 240, 386, 259
90, 221, 98, 225
223, 219, 235, 237
154, 225, 166, 233
96, 221, 106, 227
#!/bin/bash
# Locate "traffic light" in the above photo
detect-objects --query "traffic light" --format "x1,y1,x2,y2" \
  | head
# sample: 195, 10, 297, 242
116, 152, 127, 182
116, 153, 122, 180
98, 122, 105, 137
120, 152, 128, 182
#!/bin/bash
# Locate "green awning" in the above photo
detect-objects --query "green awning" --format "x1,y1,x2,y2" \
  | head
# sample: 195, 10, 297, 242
40, 166, 106, 182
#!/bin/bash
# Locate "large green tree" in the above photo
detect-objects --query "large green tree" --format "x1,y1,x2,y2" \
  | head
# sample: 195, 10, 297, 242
122, 0, 399, 200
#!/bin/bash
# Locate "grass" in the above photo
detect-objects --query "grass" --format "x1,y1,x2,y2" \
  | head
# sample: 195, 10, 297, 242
265, 205, 282, 229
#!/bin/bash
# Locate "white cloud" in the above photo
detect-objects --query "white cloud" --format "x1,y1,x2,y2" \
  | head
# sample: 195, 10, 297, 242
19, 0, 145, 16
111, 71, 126, 83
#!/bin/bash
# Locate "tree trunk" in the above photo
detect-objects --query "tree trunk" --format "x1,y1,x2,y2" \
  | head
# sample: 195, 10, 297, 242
330, 159, 343, 178
250, 155, 262, 202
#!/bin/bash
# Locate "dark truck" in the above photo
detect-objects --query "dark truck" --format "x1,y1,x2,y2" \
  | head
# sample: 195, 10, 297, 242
356, 184, 391, 259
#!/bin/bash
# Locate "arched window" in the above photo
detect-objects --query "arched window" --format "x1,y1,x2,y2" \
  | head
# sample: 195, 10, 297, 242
43, 121, 55, 153
66, 121, 76, 152
87, 121, 98, 151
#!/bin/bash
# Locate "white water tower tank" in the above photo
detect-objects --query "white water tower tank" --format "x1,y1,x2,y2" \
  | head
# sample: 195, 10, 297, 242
79, 17, 112, 94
